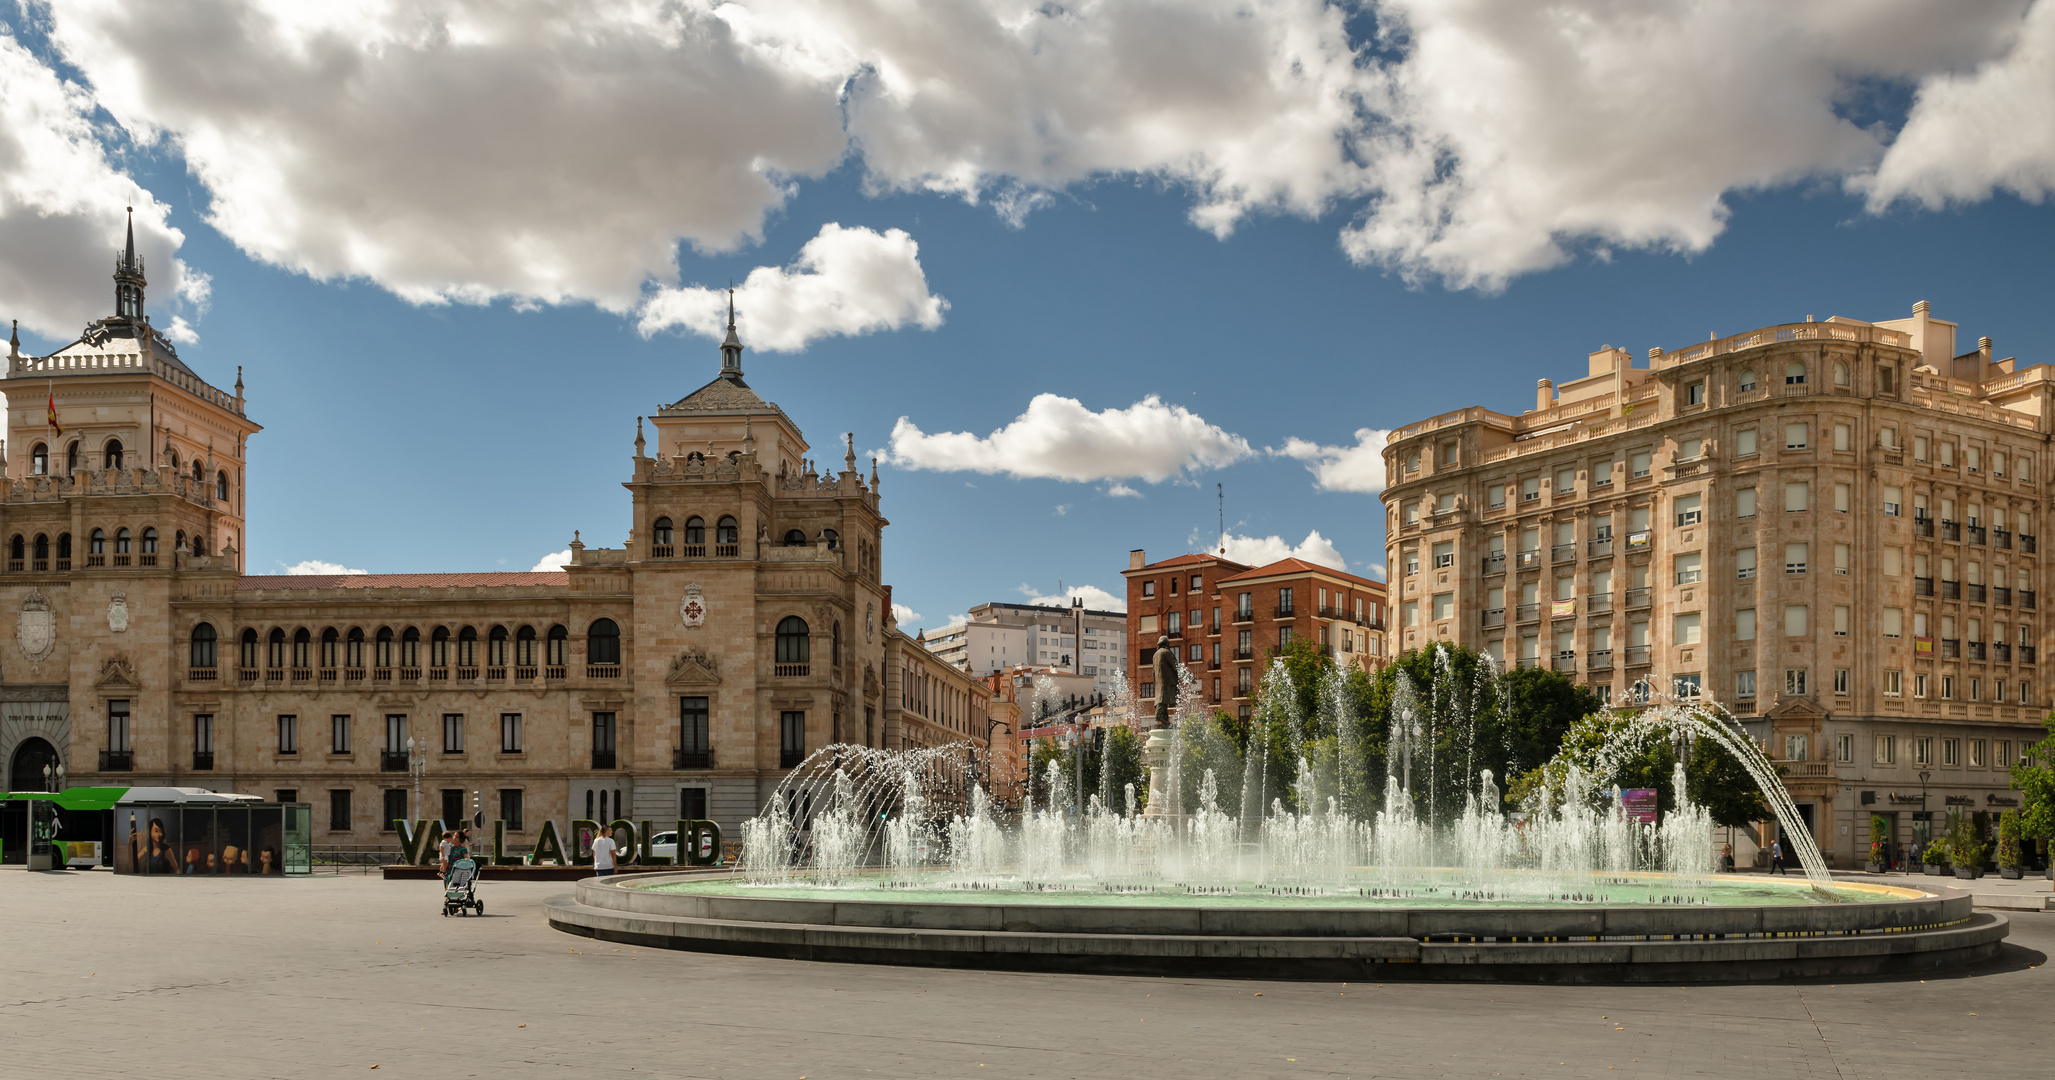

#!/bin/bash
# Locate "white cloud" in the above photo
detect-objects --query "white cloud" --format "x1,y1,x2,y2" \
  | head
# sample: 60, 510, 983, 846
888, 394, 1251, 484
281, 559, 367, 575
1862, 0, 2055, 210
1213, 529, 1346, 572
531, 549, 573, 572
0, 28, 201, 340
891, 602, 922, 624
1018, 584, 1126, 613
638, 223, 946, 350
1053, 504, 1070, 516
1104, 482, 1142, 499
1273, 428, 1391, 494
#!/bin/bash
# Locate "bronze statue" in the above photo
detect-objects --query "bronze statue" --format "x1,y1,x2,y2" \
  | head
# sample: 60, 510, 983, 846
1150, 634, 1179, 727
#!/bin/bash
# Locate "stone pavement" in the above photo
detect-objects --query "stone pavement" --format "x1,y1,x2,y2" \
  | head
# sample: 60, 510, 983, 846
1828, 867, 2055, 911
1, 868, 2049, 1080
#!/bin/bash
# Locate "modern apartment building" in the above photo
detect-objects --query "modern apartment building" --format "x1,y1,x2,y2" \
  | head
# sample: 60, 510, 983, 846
1122, 551, 1387, 720
923, 601, 1129, 696
1380, 302, 2046, 866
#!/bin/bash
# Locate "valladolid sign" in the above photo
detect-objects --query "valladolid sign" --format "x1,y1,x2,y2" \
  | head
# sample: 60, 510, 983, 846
392, 818, 721, 867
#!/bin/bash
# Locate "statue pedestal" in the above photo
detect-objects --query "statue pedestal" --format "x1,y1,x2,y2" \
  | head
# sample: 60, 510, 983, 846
1143, 725, 1176, 820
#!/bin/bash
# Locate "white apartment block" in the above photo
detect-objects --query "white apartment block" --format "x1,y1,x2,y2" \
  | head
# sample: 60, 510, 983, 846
1382, 302, 2046, 867
924, 601, 1129, 697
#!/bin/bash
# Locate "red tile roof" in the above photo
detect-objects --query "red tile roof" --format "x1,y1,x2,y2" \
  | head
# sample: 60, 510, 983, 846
1134, 552, 1249, 572
1216, 558, 1384, 590
237, 572, 570, 591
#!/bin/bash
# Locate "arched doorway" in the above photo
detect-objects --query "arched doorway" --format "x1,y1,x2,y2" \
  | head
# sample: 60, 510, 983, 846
9, 737, 59, 793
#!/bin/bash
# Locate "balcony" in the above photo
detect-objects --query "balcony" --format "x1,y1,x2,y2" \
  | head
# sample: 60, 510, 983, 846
1481, 553, 1506, 575
652, 544, 674, 558
1625, 530, 1651, 551
714, 543, 740, 557
1482, 608, 1506, 628
1233, 648, 1254, 661
265, 669, 284, 685
456, 666, 480, 681
1941, 580, 1961, 600
1624, 645, 1652, 666
1208, 661, 1221, 671
679, 544, 707, 558
546, 665, 568, 680
2023, 534, 2040, 554
138, 554, 156, 567
1587, 649, 1613, 671
4, 559, 16, 572
591, 750, 617, 770
191, 751, 214, 771
1515, 603, 1540, 623
84, 554, 103, 568
1940, 638, 1961, 659
99, 750, 133, 771
1232, 608, 1254, 623
1995, 529, 2013, 550
1552, 543, 1577, 563
1588, 538, 1614, 558
380, 750, 410, 772
1969, 641, 1987, 661
772, 663, 807, 678
1995, 587, 2011, 606
1942, 520, 1961, 541
1551, 652, 1577, 674
1995, 642, 2012, 663
1588, 592, 1612, 614
1968, 525, 1988, 545
1163, 628, 1183, 640
318, 667, 337, 684
1516, 550, 1542, 569
674, 748, 713, 769
1914, 576, 1934, 597
1967, 583, 1987, 603
291, 667, 312, 684
187, 666, 217, 682
1514, 656, 1542, 670
515, 665, 538, 680
2023, 646, 2038, 664
1913, 517, 1934, 537
2023, 591, 2038, 609
1273, 605, 1297, 619
588, 664, 623, 679
113, 553, 130, 568
1625, 588, 1651, 609
238, 668, 258, 684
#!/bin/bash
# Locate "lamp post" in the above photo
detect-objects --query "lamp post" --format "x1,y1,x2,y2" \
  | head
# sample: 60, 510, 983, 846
407, 736, 426, 823
42, 761, 64, 793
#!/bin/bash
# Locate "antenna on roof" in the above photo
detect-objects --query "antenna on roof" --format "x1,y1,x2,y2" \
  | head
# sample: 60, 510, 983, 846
1218, 482, 1225, 556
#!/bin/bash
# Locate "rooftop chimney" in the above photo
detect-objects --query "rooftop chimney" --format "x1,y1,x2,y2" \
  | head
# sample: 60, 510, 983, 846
1129, 549, 1146, 570
1980, 336, 1993, 363
1536, 378, 1554, 412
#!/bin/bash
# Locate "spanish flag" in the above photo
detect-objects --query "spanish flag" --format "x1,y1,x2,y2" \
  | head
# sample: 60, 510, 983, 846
46, 383, 61, 437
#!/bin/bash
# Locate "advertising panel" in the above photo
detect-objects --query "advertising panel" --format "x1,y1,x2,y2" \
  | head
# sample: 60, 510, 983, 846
1620, 788, 1659, 824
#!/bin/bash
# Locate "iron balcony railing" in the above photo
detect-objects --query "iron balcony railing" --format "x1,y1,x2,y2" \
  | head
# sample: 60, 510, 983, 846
1995, 642, 2012, 662
1623, 645, 1652, 666
191, 751, 214, 771
1625, 588, 1651, 608
1515, 603, 1540, 622
591, 751, 617, 770
1914, 517, 1935, 537
1588, 538, 1614, 558
1942, 520, 1962, 541
380, 750, 409, 772
1551, 652, 1577, 674
1482, 553, 1506, 575
1968, 525, 1988, 545
1516, 550, 1543, 569
2022, 534, 2038, 554
99, 750, 133, 771
1514, 656, 1542, 670
674, 748, 713, 769
1552, 544, 1577, 563
1914, 577, 1934, 597
1941, 580, 1961, 600
1994, 529, 2013, 550
1273, 605, 1296, 619
1482, 608, 1506, 628
1587, 649, 1613, 671
1967, 583, 1987, 602
1588, 592, 1612, 614
2023, 591, 2038, 609
1968, 641, 1987, 661
1995, 587, 2012, 606
2022, 646, 2038, 664
1940, 638, 1961, 659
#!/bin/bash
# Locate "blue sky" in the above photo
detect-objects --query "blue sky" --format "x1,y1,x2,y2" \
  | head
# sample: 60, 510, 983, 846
4, 1, 2054, 632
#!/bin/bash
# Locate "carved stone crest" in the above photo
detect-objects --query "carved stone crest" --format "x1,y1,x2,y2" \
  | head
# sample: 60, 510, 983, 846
863, 662, 880, 700
666, 648, 721, 686
680, 583, 707, 629
108, 592, 130, 633
94, 653, 141, 690
17, 589, 55, 665
864, 601, 876, 643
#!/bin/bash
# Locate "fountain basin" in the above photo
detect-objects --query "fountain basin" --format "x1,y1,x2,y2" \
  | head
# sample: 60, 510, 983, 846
545, 873, 2007, 983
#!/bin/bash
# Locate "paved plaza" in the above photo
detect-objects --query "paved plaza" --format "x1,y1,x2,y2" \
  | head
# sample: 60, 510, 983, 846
1, 869, 2049, 1080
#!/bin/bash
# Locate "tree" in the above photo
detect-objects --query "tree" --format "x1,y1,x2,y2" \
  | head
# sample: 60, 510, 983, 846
1508, 712, 1773, 827
2010, 713, 2055, 858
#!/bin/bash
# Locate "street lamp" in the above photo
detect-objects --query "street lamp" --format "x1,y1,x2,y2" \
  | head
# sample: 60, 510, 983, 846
41, 761, 64, 793
1918, 769, 1932, 813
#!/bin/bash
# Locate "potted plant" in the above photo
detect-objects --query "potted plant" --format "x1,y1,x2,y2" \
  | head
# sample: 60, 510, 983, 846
1948, 812, 1987, 880
1997, 810, 2026, 880
1921, 839, 1948, 875
1866, 814, 1890, 873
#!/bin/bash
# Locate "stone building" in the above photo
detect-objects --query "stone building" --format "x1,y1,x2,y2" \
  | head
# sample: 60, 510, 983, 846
923, 600, 1130, 696
0, 236, 990, 855
1122, 550, 1388, 720
1380, 303, 2047, 865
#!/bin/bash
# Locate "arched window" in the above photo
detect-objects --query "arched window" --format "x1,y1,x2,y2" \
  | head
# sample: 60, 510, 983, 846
66, 443, 78, 475
833, 620, 842, 666
457, 626, 478, 667
88, 528, 105, 555
653, 517, 673, 546
32, 534, 48, 566
399, 627, 419, 667
191, 461, 202, 484
343, 627, 362, 668
587, 619, 621, 665
140, 527, 157, 554
784, 529, 807, 546
217, 471, 229, 501
822, 528, 838, 550
320, 627, 340, 669
1785, 360, 1807, 385
104, 439, 123, 470
292, 628, 312, 669
266, 628, 286, 669
431, 627, 451, 668
375, 627, 395, 668
776, 616, 810, 664
1834, 361, 1850, 387
55, 534, 70, 565
114, 528, 131, 555
167, 448, 178, 471
239, 628, 258, 669
8, 536, 21, 562
547, 625, 568, 667
684, 516, 705, 545
190, 623, 218, 669
716, 516, 738, 545
192, 534, 205, 557
30, 443, 46, 475
487, 625, 509, 667
175, 530, 185, 553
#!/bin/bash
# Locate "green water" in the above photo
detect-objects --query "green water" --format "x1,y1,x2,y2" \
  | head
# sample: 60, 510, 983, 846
646, 876, 1871, 908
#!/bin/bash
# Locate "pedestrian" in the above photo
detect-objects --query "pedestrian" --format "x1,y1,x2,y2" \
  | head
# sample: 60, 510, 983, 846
1897, 842, 1909, 872
1720, 843, 1736, 873
1770, 838, 1787, 875
590, 827, 620, 878
438, 830, 455, 878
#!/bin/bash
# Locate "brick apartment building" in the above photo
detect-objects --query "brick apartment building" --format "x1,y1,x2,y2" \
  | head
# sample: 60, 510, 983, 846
1121, 551, 1387, 719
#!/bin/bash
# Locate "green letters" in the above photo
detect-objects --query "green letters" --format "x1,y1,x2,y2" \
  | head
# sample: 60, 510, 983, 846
605, 819, 637, 865
492, 819, 523, 865
531, 819, 568, 866
684, 819, 722, 866
394, 819, 438, 865
639, 820, 671, 865
568, 819, 599, 865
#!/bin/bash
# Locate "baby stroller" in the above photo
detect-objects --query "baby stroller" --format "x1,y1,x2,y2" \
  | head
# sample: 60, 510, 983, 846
442, 857, 483, 916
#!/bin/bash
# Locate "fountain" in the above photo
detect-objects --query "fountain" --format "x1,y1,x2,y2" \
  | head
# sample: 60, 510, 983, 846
549, 647, 2009, 981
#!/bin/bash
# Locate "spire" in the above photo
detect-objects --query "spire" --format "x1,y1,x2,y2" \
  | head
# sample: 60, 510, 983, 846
844, 432, 857, 473
634, 416, 646, 457
123, 205, 136, 270
113, 204, 146, 321
8, 319, 17, 361
719, 287, 745, 379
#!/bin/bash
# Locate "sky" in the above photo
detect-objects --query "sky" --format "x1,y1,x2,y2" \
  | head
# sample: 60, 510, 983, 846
2, 0, 2054, 633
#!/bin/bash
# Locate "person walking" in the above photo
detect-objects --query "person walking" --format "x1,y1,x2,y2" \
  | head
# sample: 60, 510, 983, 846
437, 830, 456, 879
590, 828, 620, 878
1770, 838, 1787, 875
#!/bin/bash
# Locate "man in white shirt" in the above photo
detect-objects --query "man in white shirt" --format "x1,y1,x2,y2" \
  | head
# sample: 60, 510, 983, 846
590, 830, 619, 877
